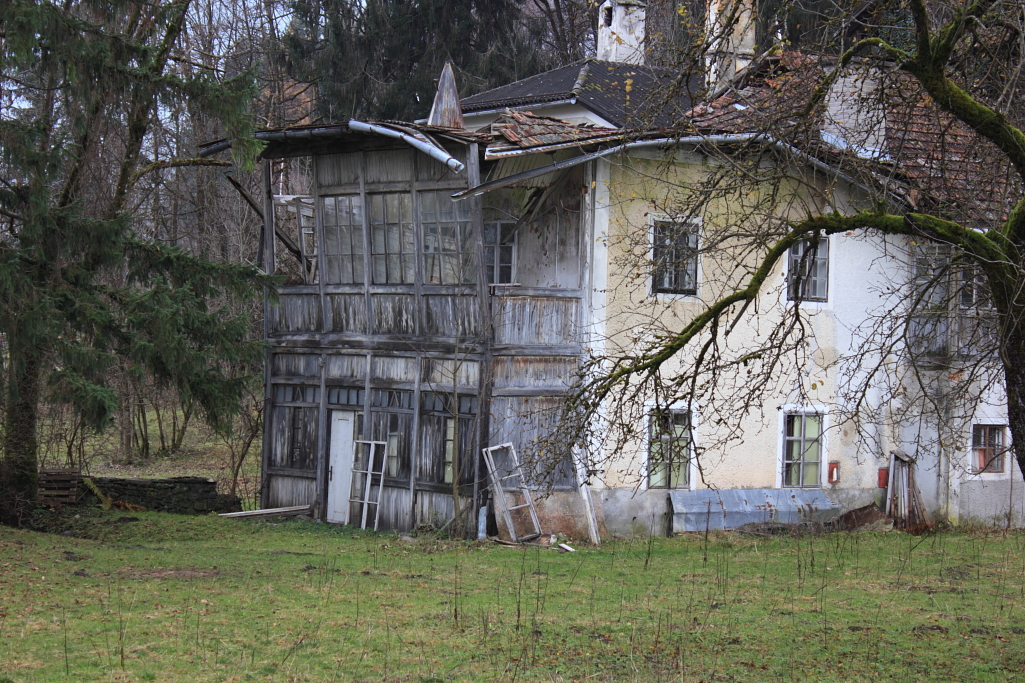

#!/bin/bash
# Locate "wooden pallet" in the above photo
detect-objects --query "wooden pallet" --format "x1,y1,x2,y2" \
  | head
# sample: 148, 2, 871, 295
37, 468, 81, 506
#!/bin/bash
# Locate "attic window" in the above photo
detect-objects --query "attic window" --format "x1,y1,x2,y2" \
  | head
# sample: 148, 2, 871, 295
603, 5, 613, 27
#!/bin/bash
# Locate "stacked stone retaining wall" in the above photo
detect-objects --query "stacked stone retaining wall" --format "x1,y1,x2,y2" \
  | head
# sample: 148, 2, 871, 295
78, 476, 238, 514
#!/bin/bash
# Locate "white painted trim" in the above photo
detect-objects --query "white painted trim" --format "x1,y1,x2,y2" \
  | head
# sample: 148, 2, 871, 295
776, 404, 830, 489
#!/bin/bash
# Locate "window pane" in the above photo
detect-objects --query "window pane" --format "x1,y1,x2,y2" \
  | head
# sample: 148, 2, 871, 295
652, 220, 698, 295
804, 414, 820, 438
803, 462, 819, 486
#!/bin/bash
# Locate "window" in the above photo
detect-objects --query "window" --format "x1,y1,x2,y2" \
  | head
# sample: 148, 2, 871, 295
648, 410, 691, 488
783, 413, 823, 487
909, 244, 996, 360
322, 195, 364, 284
368, 390, 413, 480
652, 219, 698, 295
421, 191, 474, 285
788, 237, 829, 301
484, 221, 516, 284
369, 194, 415, 284
419, 392, 478, 486
972, 425, 1006, 473
272, 384, 320, 471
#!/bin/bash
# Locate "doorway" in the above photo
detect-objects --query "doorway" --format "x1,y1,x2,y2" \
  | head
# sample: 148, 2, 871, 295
327, 410, 357, 524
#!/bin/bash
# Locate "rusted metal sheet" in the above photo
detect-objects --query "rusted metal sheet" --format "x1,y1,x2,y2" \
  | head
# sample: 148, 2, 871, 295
427, 62, 465, 129
488, 111, 623, 155
668, 489, 842, 532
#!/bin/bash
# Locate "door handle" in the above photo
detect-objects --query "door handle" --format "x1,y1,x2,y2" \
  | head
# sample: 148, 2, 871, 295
329, 466, 333, 481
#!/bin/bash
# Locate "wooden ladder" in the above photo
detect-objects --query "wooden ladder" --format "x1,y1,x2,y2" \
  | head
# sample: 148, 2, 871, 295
482, 443, 542, 542
350, 440, 388, 531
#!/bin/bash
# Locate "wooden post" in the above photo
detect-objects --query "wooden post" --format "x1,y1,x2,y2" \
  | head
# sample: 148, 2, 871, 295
260, 159, 275, 510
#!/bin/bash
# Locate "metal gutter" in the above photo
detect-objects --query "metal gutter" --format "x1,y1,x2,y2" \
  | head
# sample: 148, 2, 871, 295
453, 133, 897, 204
484, 134, 629, 160
348, 120, 465, 174
200, 122, 467, 175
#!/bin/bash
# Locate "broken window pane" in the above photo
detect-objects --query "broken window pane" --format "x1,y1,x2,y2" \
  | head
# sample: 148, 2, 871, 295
422, 191, 475, 285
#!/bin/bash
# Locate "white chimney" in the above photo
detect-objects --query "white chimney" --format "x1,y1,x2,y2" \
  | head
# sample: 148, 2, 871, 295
597, 0, 646, 64
705, 0, 757, 88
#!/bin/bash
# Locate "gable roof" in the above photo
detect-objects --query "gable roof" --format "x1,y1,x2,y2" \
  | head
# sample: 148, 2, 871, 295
687, 52, 1014, 228
462, 59, 701, 129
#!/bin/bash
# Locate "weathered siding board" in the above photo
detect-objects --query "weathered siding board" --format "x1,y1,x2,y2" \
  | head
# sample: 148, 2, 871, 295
493, 296, 578, 346
317, 153, 360, 188
327, 294, 368, 334
417, 148, 466, 181
268, 475, 316, 508
414, 490, 474, 528
492, 356, 575, 389
371, 355, 418, 382
490, 396, 575, 488
272, 353, 321, 378
514, 172, 582, 288
271, 294, 322, 334
424, 295, 479, 338
421, 358, 479, 388
372, 294, 417, 335
325, 354, 368, 380
365, 150, 413, 183
269, 406, 319, 470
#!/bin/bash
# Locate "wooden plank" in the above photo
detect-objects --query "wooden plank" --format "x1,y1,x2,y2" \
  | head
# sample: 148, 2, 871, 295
219, 505, 311, 519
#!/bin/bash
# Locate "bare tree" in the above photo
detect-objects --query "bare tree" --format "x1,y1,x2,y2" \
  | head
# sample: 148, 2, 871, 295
533, 0, 1025, 498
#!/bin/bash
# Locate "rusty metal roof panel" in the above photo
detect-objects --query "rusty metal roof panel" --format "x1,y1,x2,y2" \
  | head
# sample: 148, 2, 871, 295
486, 111, 626, 156
668, 489, 842, 532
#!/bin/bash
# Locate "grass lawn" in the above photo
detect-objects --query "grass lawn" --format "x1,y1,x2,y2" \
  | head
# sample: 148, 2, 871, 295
3, 511, 1025, 682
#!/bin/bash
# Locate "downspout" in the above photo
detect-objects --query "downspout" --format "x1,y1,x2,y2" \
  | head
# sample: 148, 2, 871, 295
347, 120, 466, 174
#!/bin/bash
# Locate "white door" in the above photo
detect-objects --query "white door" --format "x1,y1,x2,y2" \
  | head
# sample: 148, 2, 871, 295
327, 411, 356, 524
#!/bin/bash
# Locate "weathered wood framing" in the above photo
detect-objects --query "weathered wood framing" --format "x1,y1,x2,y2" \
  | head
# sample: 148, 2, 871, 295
260, 131, 586, 532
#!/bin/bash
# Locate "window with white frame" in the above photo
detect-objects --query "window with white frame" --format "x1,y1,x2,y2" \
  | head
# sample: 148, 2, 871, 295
783, 412, 823, 487
652, 219, 699, 295
648, 410, 691, 488
484, 220, 516, 284
972, 424, 1006, 473
787, 237, 829, 302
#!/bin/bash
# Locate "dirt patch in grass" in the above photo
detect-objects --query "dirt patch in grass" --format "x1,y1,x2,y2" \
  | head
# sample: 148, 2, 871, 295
124, 567, 221, 580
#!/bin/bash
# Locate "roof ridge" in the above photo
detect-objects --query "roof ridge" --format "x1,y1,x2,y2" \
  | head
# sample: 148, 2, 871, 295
571, 61, 592, 96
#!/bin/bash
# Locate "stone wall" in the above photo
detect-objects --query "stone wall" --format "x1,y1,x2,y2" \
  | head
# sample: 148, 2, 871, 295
79, 476, 238, 515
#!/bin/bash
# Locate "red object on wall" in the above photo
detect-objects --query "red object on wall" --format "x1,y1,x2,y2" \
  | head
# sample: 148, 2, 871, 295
878, 468, 890, 488
828, 461, 839, 483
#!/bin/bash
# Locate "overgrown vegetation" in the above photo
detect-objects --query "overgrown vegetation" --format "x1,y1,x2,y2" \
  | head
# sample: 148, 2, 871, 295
3, 513, 1025, 681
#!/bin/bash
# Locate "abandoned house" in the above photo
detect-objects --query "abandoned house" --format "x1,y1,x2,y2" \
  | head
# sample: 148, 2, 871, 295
200, 0, 1023, 537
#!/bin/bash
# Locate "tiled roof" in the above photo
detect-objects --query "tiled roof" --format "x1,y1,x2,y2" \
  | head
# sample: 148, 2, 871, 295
686, 53, 1013, 227
462, 59, 700, 129
488, 111, 625, 155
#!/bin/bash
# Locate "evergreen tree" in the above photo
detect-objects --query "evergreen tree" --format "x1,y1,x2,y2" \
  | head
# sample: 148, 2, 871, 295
283, 0, 553, 121
0, 0, 270, 523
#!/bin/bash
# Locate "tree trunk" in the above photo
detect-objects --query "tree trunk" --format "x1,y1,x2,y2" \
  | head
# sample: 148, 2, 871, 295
1002, 325, 1025, 483
1, 347, 41, 524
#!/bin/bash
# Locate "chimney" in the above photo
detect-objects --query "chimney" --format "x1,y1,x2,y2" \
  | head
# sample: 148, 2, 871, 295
427, 62, 465, 128
705, 0, 757, 88
597, 0, 646, 64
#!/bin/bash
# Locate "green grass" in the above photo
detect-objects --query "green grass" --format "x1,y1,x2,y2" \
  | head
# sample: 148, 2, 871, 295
3, 511, 1025, 682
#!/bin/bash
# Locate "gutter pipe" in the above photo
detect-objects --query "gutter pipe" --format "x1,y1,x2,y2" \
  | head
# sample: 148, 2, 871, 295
452, 133, 894, 205
199, 121, 467, 175
347, 120, 465, 174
